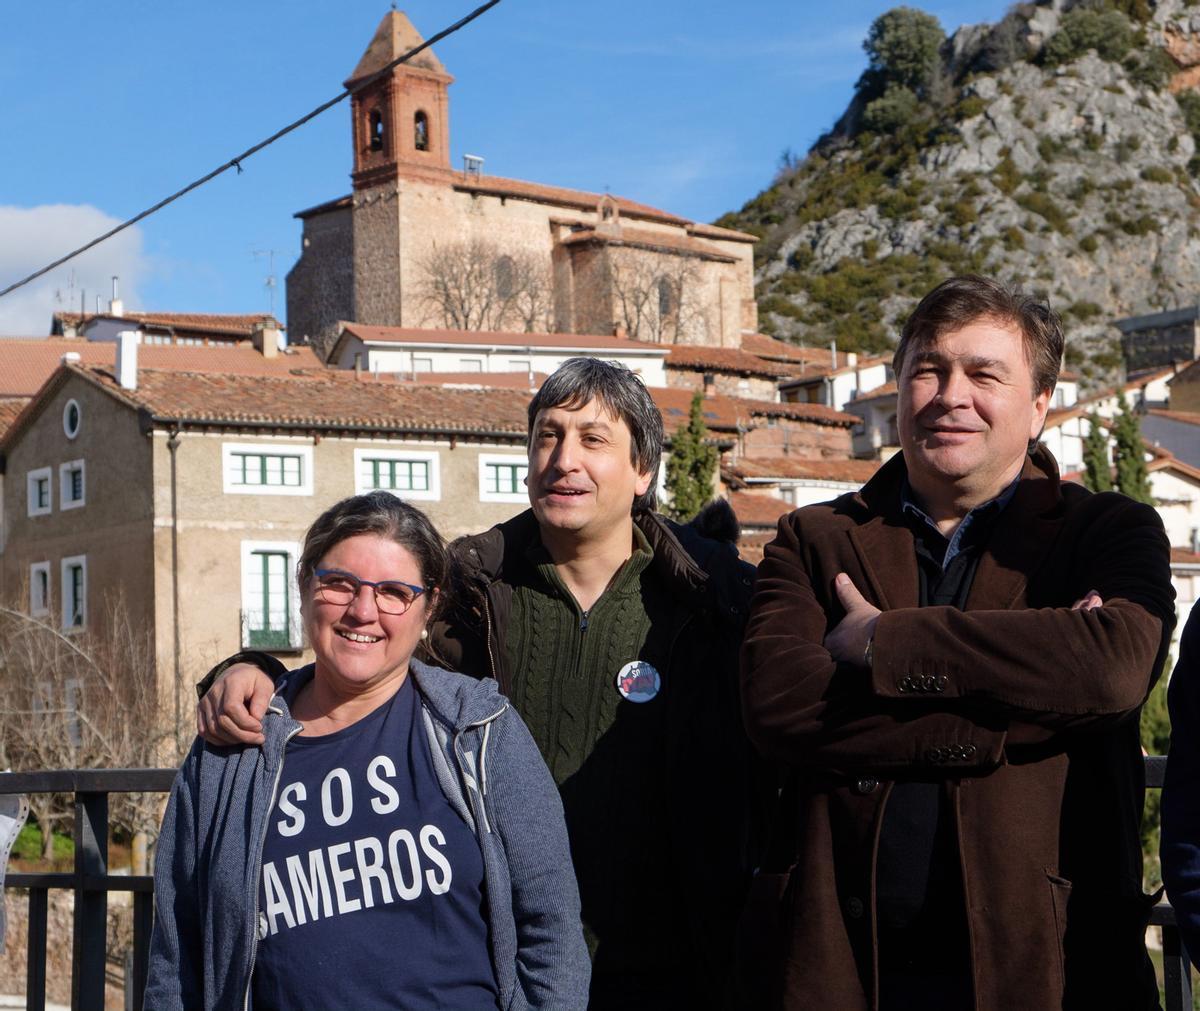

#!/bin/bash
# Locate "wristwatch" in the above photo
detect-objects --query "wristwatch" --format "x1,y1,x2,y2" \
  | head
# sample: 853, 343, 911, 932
863, 635, 874, 669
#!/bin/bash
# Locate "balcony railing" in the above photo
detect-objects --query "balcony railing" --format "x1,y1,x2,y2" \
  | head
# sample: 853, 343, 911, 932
0, 761, 1194, 1010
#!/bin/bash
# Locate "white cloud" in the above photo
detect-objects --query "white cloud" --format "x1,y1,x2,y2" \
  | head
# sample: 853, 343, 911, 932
0, 204, 150, 336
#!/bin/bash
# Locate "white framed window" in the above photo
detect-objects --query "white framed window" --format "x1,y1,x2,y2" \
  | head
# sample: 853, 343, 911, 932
240, 541, 303, 651
62, 399, 82, 439
59, 460, 85, 510
61, 555, 86, 630
30, 561, 50, 617
507, 358, 532, 372
354, 448, 440, 500
222, 442, 313, 496
27, 467, 52, 516
478, 453, 529, 503
458, 358, 484, 373
412, 356, 434, 373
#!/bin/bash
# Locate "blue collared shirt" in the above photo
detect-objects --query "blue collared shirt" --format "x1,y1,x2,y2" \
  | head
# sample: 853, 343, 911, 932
900, 476, 1020, 570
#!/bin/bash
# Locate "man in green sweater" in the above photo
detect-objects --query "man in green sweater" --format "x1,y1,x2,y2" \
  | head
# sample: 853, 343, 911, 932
196, 358, 760, 1009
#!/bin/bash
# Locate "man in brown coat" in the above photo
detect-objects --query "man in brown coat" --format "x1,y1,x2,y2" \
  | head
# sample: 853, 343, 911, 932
741, 275, 1175, 1010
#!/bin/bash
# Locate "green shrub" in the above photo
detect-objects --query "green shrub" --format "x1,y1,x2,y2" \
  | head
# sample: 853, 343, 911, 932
1042, 7, 1133, 65
1126, 48, 1177, 89
862, 238, 880, 259
946, 199, 978, 226
1037, 136, 1063, 162
862, 84, 922, 134
1120, 214, 1158, 235
1083, 130, 1104, 152
1079, 233, 1100, 253
863, 6, 947, 94
13, 823, 74, 863
954, 95, 987, 120
993, 155, 1022, 195
1141, 165, 1174, 184
1002, 226, 1026, 251
1068, 300, 1103, 320
1016, 191, 1072, 233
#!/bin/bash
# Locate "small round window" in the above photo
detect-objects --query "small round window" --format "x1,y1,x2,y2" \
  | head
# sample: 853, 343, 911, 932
63, 399, 81, 439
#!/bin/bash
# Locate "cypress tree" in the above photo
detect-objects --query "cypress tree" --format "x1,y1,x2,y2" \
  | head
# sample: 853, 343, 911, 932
664, 390, 718, 522
1081, 412, 1112, 493
1111, 394, 1153, 504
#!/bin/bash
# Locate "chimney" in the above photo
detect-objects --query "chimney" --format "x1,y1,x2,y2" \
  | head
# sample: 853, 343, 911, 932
830, 339, 837, 369
109, 275, 124, 317
613, 321, 628, 340
61, 352, 81, 365
117, 330, 138, 390
251, 319, 280, 359
847, 352, 858, 368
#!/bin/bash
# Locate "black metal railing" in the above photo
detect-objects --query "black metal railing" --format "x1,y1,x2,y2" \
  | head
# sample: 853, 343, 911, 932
1, 768, 175, 1011
0, 762, 1195, 1010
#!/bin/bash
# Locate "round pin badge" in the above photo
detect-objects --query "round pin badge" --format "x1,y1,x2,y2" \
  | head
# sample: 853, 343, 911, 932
616, 661, 661, 703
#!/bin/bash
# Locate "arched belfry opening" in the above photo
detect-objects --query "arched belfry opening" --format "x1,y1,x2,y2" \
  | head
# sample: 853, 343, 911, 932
347, 10, 455, 185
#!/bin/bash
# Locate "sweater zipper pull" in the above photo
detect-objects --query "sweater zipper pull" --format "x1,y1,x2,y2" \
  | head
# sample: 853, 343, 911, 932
580, 609, 589, 632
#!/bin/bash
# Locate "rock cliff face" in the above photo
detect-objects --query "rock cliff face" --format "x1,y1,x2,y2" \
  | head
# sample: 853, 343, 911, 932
719, 0, 1200, 384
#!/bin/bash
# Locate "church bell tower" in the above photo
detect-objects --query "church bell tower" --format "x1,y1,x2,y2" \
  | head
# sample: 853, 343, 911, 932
347, 10, 453, 189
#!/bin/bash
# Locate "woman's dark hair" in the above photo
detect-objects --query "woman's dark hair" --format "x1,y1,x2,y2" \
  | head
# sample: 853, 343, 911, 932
527, 357, 664, 511
297, 492, 449, 620
894, 275, 1064, 396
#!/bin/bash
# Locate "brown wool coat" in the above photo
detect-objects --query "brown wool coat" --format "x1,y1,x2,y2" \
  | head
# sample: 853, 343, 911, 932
740, 447, 1175, 1011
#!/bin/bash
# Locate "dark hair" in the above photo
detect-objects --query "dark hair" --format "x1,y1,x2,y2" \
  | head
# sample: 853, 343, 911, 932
527, 357, 664, 511
297, 492, 449, 621
894, 275, 1064, 396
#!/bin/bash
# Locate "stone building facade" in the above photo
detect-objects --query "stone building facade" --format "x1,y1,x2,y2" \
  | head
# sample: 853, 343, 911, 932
286, 11, 758, 356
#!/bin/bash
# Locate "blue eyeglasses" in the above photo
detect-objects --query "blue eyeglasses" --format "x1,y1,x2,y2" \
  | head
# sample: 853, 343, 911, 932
313, 568, 431, 615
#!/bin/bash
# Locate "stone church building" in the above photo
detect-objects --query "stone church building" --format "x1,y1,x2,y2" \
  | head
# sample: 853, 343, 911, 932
286, 11, 759, 356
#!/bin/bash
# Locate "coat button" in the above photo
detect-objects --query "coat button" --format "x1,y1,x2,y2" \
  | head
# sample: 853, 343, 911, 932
936, 675, 948, 692
854, 777, 879, 795
846, 896, 865, 919
963, 744, 977, 759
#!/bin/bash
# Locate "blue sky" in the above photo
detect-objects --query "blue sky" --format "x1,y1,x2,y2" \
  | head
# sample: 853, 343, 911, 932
0, 0, 1005, 335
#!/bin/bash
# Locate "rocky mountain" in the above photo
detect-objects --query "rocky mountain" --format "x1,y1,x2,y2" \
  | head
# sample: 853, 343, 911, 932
718, 0, 1200, 384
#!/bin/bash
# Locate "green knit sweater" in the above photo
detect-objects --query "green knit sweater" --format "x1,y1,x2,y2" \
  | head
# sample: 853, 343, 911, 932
506, 526, 657, 784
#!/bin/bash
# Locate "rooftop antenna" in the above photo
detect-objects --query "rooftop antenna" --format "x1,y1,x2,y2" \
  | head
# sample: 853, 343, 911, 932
252, 249, 282, 315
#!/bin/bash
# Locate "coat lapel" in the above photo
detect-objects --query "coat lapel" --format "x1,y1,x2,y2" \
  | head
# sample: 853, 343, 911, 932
965, 450, 1064, 610
846, 454, 920, 611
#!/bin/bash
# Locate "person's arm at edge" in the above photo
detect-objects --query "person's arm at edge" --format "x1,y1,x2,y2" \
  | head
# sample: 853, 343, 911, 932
194, 651, 286, 746
487, 708, 590, 1009
1162, 609, 1200, 969
144, 746, 203, 1010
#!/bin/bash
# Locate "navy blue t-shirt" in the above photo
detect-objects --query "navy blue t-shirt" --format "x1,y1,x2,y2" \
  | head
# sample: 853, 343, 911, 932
251, 676, 499, 1010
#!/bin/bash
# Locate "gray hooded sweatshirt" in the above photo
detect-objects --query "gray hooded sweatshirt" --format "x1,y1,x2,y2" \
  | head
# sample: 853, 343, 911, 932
145, 660, 590, 1010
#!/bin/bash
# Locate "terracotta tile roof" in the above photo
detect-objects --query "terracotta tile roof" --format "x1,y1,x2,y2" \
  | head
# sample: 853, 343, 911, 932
0, 398, 31, 438
400, 371, 547, 390
777, 354, 892, 386
454, 174, 690, 226
1168, 360, 1200, 385
1045, 405, 1090, 428
1172, 547, 1200, 564
728, 491, 792, 530
1059, 369, 1081, 382
740, 332, 859, 367
848, 380, 898, 405
346, 10, 448, 84
687, 221, 758, 244
1147, 408, 1200, 426
71, 365, 531, 436
1148, 452, 1200, 483
295, 194, 353, 219
736, 530, 774, 566
652, 387, 858, 431
728, 456, 882, 484
666, 346, 792, 378
0, 339, 321, 397
53, 311, 284, 340
558, 226, 737, 263
336, 323, 663, 354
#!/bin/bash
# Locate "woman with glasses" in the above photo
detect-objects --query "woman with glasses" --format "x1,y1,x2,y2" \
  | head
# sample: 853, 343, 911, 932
145, 492, 589, 1010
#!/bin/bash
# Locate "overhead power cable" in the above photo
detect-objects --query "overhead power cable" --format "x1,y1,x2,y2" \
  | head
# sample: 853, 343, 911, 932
0, 0, 503, 302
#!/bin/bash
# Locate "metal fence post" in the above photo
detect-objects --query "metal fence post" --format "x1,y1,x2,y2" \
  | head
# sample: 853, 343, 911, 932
26, 886, 48, 1011
72, 790, 108, 1011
